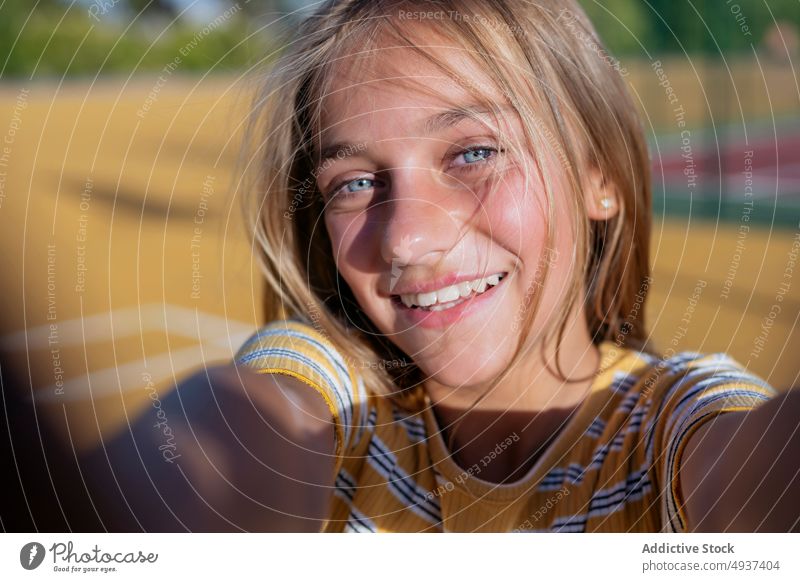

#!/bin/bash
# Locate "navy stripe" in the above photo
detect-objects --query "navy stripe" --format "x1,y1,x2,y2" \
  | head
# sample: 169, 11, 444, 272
243, 326, 357, 423
551, 514, 587, 532
367, 439, 442, 524
247, 324, 357, 403
393, 409, 427, 441
585, 418, 606, 438
247, 326, 354, 389
345, 508, 377, 533
240, 346, 353, 439
589, 472, 651, 511
664, 411, 720, 531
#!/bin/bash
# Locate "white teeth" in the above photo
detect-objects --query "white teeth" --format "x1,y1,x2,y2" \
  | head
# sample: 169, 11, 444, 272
437, 285, 461, 304
472, 279, 488, 293
398, 273, 505, 309
427, 301, 462, 312
417, 291, 437, 308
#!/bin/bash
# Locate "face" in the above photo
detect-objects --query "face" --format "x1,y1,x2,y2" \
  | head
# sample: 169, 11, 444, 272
314, 38, 586, 389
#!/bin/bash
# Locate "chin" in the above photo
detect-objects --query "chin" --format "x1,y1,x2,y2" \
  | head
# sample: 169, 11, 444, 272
419, 358, 511, 391
404, 332, 518, 389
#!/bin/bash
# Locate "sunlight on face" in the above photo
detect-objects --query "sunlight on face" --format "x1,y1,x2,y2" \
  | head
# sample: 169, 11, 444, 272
315, 40, 578, 389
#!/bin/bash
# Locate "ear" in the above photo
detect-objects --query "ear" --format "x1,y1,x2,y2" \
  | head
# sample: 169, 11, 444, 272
585, 169, 620, 221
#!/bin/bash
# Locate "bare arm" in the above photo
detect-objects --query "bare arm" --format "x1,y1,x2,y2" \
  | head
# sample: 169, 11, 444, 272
84, 364, 336, 532
680, 388, 800, 532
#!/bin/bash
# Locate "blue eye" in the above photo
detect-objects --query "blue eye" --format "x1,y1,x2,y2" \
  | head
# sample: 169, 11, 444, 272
345, 177, 374, 192
461, 148, 494, 163
452, 146, 499, 169
323, 145, 499, 203
326, 177, 375, 199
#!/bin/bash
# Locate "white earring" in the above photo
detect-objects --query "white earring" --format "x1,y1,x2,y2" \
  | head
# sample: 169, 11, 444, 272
600, 198, 612, 209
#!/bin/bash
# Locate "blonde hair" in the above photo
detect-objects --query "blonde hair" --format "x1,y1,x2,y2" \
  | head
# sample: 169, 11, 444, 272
240, 0, 651, 416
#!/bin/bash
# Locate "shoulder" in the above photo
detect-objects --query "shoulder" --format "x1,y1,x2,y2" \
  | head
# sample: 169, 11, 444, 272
597, 342, 775, 405
235, 318, 380, 467
235, 316, 365, 399
628, 347, 776, 453
639, 348, 775, 409
235, 317, 369, 403
236, 318, 352, 374
625, 347, 775, 532
600, 345, 776, 441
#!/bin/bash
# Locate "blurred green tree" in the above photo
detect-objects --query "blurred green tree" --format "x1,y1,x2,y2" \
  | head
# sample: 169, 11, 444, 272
582, 0, 800, 55
127, 0, 178, 17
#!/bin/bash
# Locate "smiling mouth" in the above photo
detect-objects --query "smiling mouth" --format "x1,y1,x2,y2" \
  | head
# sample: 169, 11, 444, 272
391, 272, 508, 312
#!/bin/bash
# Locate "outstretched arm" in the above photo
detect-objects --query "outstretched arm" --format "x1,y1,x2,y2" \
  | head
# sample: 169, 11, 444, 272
680, 388, 800, 532
84, 364, 336, 532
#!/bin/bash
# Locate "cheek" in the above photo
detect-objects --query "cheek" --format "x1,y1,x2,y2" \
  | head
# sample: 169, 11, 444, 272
484, 170, 548, 262
324, 212, 381, 301
521, 171, 579, 310
324, 214, 355, 270
488, 167, 576, 312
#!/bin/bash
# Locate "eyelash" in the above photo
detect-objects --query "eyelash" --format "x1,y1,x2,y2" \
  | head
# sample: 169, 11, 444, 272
324, 144, 502, 201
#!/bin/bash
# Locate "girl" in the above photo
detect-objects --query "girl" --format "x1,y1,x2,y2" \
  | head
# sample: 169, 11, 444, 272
107, 0, 797, 533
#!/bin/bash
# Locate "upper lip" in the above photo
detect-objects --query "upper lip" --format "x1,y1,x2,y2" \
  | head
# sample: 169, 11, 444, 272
389, 270, 508, 296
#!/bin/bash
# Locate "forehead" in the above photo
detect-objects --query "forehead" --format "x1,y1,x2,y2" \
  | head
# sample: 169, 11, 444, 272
318, 35, 504, 133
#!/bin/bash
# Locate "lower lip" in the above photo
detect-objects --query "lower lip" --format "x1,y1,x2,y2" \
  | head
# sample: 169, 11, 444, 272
393, 273, 510, 329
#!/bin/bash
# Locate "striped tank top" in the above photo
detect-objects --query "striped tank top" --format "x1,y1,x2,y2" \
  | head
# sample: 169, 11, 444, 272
235, 318, 776, 532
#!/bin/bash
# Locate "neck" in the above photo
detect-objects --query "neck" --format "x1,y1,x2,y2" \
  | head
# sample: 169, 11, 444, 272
424, 321, 601, 484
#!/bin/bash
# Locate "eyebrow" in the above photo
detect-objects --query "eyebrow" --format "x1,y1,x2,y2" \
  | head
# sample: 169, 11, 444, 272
317, 105, 501, 165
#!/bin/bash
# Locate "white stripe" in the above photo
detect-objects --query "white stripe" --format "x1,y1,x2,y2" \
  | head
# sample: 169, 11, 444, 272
343, 506, 377, 533
367, 436, 441, 525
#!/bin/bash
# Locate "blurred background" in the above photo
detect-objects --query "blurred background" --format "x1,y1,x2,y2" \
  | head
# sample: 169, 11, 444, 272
0, 0, 798, 530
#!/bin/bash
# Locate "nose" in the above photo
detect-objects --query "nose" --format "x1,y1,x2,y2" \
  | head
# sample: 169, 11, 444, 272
379, 168, 463, 269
